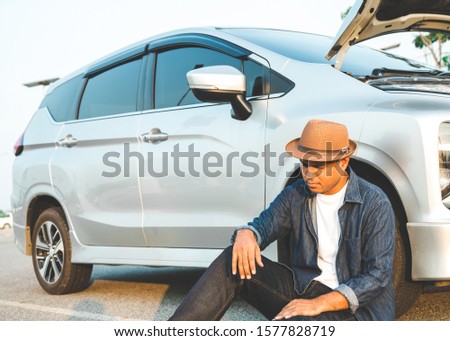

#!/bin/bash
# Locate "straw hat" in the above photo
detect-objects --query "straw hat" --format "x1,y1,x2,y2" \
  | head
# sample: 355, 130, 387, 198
285, 119, 357, 161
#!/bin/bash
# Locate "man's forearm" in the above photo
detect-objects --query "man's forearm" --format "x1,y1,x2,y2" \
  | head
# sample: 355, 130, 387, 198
315, 290, 349, 313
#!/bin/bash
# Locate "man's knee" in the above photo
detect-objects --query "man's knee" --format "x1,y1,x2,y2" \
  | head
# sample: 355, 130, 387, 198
222, 245, 234, 259
217, 245, 234, 274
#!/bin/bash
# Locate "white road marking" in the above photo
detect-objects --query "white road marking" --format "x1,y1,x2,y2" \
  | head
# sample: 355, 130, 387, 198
0, 299, 135, 321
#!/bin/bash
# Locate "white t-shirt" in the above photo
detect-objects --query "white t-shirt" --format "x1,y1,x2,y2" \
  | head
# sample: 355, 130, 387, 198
314, 182, 348, 289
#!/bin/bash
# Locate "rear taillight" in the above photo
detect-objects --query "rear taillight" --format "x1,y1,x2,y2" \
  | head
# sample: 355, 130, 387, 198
439, 122, 450, 208
14, 133, 24, 156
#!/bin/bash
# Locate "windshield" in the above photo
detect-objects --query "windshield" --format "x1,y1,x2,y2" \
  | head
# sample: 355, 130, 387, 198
221, 28, 438, 77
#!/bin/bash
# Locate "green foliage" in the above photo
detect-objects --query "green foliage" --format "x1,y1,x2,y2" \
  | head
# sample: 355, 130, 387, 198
413, 33, 450, 69
443, 55, 450, 71
413, 33, 450, 49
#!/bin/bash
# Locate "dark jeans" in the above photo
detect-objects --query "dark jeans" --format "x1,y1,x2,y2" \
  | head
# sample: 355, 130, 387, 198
169, 246, 356, 321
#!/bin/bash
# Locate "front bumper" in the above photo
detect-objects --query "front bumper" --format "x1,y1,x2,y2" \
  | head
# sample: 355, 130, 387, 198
408, 222, 450, 280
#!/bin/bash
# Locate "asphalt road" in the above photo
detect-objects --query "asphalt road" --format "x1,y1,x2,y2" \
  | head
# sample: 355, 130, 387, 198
0, 228, 448, 321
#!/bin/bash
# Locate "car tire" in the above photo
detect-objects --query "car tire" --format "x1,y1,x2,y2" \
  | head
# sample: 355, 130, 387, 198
4, 223, 11, 229
349, 162, 422, 318
31, 207, 93, 295
393, 216, 422, 318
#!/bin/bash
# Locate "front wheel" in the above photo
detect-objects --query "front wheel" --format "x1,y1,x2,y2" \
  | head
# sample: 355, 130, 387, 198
32, 207, 93, 294
393, 216, 422, 317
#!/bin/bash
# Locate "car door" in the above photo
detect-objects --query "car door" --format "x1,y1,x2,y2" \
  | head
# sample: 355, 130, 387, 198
50, 56, 147, 247
138, 40, 269, 249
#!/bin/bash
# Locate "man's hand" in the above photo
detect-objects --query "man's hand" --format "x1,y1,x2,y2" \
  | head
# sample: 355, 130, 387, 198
273, 298, 323, 320
273, 291, 349, 320
232, 229, 264, 279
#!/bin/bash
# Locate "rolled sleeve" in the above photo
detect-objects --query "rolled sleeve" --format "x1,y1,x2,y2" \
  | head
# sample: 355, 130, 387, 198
335, 283, 359, 314
230, 225, 261, 246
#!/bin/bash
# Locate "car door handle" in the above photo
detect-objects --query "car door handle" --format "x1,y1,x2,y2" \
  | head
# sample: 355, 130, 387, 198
57, 134, 78, 148
141, 128, 169, 143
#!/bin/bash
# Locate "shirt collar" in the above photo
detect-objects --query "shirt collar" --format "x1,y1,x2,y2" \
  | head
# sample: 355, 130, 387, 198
344, 167, 363, 204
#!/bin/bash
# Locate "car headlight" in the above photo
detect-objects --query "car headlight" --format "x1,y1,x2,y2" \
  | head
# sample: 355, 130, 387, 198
439, 122, 450, 208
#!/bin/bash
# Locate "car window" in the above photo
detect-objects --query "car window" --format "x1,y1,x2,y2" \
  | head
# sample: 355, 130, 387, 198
245, 59, 294, 96
269, 70, 294, 95
39, 75, 83, 122
154, 47, 242, 109
78, 59, 142, 120
243, 60, 266, 97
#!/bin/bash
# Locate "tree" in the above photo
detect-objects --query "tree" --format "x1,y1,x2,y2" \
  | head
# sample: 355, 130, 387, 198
413, 33, 450, 70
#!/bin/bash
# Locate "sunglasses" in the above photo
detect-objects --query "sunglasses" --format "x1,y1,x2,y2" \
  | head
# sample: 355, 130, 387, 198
300, 159, 339, 169
300, 159, 343, 178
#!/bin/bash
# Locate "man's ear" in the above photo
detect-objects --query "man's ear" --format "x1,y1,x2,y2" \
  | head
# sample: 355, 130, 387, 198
339, 157, 350, 171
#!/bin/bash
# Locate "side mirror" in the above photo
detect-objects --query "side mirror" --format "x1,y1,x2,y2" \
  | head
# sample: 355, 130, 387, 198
187, 65, 252, 121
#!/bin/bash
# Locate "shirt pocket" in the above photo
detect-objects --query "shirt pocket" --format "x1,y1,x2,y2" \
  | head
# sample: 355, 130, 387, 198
345, 237, 361, 275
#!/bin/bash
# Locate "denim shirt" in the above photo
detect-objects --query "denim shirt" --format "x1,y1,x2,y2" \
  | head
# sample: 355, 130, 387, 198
240, 167, 395, 321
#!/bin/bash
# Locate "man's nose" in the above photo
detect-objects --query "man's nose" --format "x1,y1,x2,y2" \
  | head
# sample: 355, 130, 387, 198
303, 166, 321, 178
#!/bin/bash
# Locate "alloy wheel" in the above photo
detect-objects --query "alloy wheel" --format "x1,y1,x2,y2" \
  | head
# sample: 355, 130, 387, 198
34, 221, 65, 284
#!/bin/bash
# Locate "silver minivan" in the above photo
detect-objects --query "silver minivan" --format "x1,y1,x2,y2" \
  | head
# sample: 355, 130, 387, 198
12, 0, 450, 317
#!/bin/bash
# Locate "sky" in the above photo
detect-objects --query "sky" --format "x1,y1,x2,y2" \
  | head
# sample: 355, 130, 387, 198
0, 0, 446, 210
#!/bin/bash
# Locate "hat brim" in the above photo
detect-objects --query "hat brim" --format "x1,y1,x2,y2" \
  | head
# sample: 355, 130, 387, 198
285, 138, 358, 161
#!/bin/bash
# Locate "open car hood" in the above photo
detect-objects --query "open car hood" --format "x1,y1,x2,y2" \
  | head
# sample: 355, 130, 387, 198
327, 0, 450, 69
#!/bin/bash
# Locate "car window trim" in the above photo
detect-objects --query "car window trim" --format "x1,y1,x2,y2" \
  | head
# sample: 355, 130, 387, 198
84, 45, 148, 78
141, 95, 268, 116
148, 33, 251, 58
65, 110, 143, 124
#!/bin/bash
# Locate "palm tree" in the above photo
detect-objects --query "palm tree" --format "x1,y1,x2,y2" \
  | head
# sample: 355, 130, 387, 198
413, 33, 450, 70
